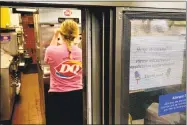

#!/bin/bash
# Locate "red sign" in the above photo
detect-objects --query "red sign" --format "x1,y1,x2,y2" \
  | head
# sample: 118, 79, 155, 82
64, 9, 72, 16
0, 35, 11, 42
3, 36, 8, 40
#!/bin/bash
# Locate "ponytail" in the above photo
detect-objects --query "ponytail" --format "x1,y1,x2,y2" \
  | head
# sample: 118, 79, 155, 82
66, 40, 73, 59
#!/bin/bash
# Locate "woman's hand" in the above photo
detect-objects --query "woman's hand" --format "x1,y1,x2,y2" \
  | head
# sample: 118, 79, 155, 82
54, 29, 61, 37
50, 29, 61, 46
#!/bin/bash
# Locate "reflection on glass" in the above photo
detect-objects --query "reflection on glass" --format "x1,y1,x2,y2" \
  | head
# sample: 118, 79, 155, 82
39, 25, 82, 65
39, 24, 60, 65
129, 19, 186, 124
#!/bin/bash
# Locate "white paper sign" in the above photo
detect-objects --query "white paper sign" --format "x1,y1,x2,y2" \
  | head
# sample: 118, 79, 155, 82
130, 35, 185, 91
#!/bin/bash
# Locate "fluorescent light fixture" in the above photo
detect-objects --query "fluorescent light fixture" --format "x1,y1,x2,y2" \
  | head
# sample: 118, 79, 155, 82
15, 8, 37, 12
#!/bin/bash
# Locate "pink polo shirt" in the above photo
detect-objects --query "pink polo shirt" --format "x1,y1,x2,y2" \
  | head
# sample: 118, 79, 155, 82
44, 43, 83, 92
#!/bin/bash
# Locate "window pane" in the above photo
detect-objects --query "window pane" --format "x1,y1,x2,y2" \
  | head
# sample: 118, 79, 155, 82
129, 19, 186, 124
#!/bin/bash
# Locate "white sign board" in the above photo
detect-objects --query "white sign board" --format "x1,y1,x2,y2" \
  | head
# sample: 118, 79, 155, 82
39, 8, 81, 24
130, 35, 185, 91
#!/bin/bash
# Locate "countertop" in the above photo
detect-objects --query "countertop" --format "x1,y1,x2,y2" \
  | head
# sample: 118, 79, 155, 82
1, 52, 13, 69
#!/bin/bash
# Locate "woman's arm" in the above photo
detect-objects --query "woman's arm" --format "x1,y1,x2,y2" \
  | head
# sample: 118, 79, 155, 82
50, 30, 60, 46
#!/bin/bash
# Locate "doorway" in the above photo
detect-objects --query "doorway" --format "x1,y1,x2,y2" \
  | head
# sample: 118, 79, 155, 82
37, 7, 115, 125
0, 6, 115, 125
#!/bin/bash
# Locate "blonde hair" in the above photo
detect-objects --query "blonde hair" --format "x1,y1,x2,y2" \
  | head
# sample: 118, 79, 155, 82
57, 19, 79, 59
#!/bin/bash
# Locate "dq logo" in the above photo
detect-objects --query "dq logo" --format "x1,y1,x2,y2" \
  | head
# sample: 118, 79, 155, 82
64, 9, 72, 16
55, 60, 82, 79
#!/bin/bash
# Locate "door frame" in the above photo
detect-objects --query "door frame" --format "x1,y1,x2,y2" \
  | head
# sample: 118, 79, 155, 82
82, 7, 116, 124
81, 8, 92, 125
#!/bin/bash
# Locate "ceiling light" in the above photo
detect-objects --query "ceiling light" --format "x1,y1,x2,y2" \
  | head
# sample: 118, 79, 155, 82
16, 8, 37, 12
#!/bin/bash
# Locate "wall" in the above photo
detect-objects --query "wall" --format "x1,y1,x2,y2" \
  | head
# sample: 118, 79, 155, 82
19, 2, 186, 9
9, 8, 20, 27
0, 7, 10, 28
21, 14, 37, 63
131, 2, 186, 9
0, 7, 20, 28
39, 8, 81, 25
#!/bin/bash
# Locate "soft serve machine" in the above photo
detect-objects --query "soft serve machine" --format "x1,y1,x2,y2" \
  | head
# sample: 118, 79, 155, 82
0, 26, 32, 123
0, 29, 20, 122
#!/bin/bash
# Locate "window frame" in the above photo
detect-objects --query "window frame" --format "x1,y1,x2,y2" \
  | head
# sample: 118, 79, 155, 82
114, 7, 186, 124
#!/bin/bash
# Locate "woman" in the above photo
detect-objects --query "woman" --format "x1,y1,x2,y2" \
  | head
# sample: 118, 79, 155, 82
44, 20, 83, 125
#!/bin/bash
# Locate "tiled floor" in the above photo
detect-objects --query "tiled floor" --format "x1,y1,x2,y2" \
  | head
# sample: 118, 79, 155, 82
12, 73, 44, 124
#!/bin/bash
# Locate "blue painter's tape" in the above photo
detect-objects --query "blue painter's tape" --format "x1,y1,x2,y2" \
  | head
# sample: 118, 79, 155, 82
158, 91, 186, 116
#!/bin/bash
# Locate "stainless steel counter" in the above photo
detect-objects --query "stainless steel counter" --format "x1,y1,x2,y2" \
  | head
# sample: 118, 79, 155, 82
0, 56, 16, 121
38, 64, 50, 84
36, 63, 50, 124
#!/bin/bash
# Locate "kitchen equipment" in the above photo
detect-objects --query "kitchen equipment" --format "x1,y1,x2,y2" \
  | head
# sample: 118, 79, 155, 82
1, 32, 18, 56
0, 53, 16, 121
0, 31, 20, 122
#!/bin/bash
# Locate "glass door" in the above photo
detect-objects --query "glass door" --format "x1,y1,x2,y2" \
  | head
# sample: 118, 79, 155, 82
114, 7, 186, 124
